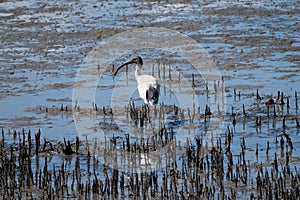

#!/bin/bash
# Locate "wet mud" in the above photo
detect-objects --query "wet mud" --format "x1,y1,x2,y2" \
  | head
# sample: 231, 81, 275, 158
0, 0, 300, 199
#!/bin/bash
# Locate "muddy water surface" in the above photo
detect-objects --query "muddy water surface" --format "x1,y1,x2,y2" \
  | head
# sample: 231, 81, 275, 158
0, 0, 300, 199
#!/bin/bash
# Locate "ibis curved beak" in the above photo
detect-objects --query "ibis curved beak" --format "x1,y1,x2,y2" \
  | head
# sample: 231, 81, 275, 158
113, 60, 135, 76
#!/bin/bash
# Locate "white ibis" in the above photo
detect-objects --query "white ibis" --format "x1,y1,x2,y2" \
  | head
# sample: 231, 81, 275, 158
114, 56, 159, 106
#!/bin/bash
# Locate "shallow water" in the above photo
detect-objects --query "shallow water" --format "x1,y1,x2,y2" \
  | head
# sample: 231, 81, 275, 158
0, 0, 299, 199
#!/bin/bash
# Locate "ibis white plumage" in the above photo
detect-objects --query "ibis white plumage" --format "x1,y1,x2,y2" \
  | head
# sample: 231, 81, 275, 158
114, 56, 159, 106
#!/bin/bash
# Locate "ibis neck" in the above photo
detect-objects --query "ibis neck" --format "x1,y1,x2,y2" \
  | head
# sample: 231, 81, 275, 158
135, 64, 142, 78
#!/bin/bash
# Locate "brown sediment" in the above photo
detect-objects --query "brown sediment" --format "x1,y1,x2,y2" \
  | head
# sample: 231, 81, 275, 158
1, 93, 300, 198
0, 130, 296, 199
1, 1, 300, 199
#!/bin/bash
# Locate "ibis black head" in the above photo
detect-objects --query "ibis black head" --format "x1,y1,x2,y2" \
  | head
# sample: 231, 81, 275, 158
114, 56, 143, 76
131, 56, 143, 65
